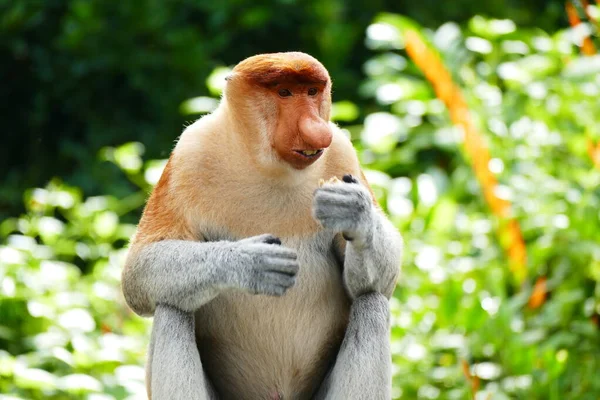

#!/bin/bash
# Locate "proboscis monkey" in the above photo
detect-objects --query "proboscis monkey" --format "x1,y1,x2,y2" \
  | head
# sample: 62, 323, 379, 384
122, 52, 403, 400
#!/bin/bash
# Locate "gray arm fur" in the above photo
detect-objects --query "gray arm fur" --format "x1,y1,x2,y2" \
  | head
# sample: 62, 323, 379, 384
314, 292, 391, 400
343, 208, 403, 298
312, 177, 399, 399
148, 304, 217, 400
122, 234, 298, 316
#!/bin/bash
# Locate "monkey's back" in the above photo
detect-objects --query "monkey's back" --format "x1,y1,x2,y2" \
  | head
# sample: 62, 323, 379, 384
195, 232, 350, 399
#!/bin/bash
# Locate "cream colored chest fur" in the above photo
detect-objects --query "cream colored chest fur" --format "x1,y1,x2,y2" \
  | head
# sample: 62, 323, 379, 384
194, 232, 349, 400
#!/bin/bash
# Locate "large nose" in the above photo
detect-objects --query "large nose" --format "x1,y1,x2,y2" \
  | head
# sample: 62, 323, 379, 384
298, 114, 333, 149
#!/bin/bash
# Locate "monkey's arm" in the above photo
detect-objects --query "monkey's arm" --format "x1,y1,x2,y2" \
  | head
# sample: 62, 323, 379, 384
313, 292, 391, 400
148, 304, 218, 400
313, 175, 399, 398
122, 234, 298, 316
313, 174, 403, 299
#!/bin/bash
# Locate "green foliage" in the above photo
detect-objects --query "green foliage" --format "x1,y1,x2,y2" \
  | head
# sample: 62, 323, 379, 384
2, 3, 600, 400
0, 0, 567, 218
0, 177, 150, 398
0, 0, 384, 216
361, 13, 600, 399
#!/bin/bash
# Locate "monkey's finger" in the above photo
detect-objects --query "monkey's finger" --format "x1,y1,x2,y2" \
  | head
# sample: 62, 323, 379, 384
314, 215, 352, 226
314, 189, 353, 200
313, 204, 356, 220
246, 244, 298, 260
262, 245, 298, 259
313, 215, 356, 232
317, 186, 367, 201
261, 285, 293, 297
249, 283, 291, 297
316, 191, 366, 205
314, 198, 357, 209
313, 212, 354, 226
264, 259, 299, 275
261, 272, 297, 290
319, 180, 362, 190
313, 192, 357, 207
316, 183, 355, 194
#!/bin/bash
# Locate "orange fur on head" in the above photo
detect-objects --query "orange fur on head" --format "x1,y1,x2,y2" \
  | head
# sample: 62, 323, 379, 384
232, 52, 330, 87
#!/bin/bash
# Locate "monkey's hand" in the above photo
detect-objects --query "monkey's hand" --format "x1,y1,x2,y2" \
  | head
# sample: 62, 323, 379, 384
312, 174, 374, 247
216, 234, 299, 297
313, 174, 403, 299
123, 234, 299, 316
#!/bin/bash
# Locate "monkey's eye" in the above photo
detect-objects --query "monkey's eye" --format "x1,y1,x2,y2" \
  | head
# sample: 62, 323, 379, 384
308, 87, 319, 96
278, 89, 292, 98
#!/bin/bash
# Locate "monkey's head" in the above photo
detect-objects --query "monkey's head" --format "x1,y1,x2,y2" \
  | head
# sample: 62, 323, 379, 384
225, 52, 333, 171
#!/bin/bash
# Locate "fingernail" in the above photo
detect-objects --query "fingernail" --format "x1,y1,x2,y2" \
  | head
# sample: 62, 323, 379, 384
343, 174, 358, 184
266, 237, 282, 245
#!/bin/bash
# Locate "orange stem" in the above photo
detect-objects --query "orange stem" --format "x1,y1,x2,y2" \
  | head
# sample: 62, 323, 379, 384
567, 1, 600, 170
566, 2, 597, 55
528, 276, 548, 309
404, 31, 527, 282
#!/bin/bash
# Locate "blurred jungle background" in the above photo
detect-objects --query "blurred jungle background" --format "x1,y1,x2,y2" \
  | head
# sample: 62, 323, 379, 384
2, 0, 600, 399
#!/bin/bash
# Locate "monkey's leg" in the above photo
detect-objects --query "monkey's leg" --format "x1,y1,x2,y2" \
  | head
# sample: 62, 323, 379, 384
314, 292, 391, 400
148, 304, 218, 400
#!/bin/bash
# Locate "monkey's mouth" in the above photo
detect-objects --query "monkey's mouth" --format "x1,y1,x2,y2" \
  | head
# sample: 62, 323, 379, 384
294, 149, 323, 158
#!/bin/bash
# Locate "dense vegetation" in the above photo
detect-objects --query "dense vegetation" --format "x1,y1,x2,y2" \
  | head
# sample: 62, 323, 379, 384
2, 1, 600, 399
0, 0, 566, 217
